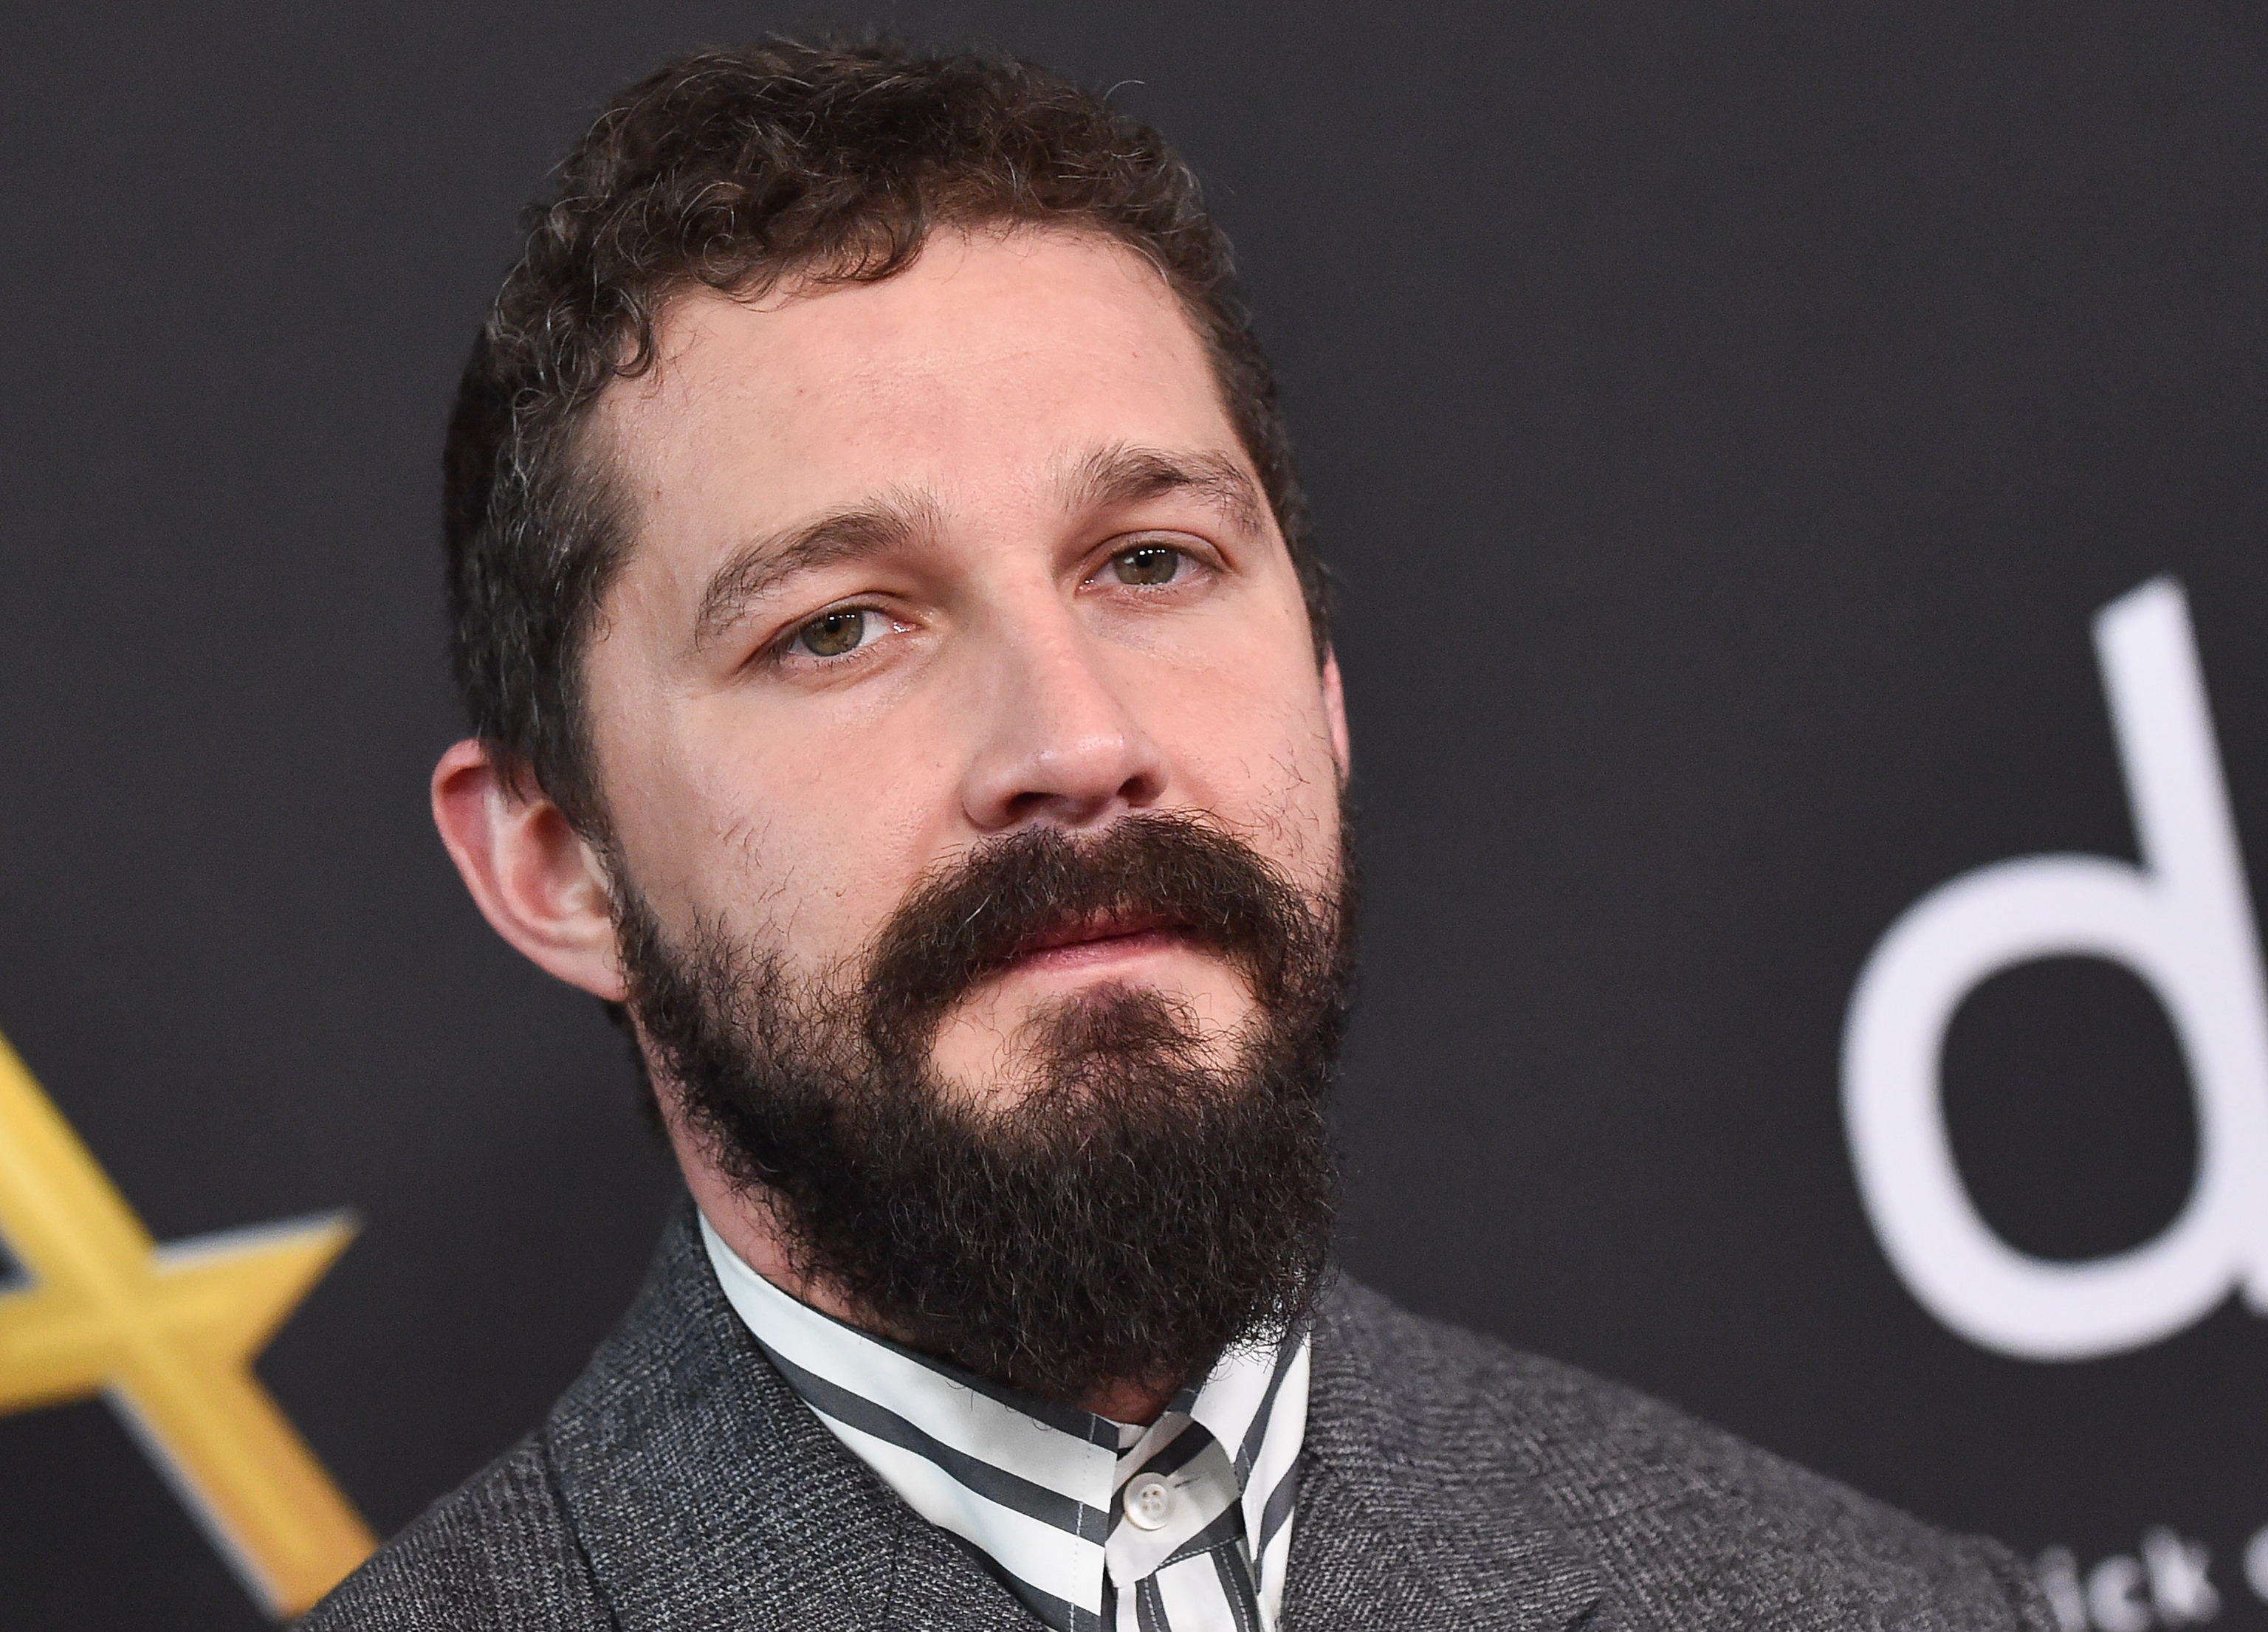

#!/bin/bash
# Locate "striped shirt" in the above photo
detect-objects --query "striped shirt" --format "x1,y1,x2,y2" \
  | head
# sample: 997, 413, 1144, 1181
699, 1213, 1308, 1632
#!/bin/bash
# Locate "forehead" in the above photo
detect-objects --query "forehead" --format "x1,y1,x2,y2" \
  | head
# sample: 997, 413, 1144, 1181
597, 228, 1240, 531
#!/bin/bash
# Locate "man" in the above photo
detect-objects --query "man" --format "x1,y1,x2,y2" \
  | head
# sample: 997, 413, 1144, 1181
311, 38, 2050, 1631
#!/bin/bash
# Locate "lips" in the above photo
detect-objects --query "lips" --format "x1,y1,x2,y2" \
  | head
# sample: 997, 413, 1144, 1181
1009, 910, 1186, 961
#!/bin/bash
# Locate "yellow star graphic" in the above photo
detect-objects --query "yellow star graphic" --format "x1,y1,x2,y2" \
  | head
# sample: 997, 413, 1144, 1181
0, 1027, 376, 1616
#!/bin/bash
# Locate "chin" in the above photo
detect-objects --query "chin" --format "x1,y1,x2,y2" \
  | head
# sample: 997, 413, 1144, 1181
932, 977, 1252, 1106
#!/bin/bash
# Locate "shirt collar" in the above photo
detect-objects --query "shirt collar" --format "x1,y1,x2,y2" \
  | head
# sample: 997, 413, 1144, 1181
697, 1209, 1307, 1631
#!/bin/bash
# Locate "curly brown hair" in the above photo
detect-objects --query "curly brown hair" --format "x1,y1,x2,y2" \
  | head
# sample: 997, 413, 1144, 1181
444, 37, 1327, 835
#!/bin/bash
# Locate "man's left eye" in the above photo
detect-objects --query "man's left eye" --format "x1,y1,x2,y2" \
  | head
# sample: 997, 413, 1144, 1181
1110, 545, 1186, 585
789, 607, 888, 658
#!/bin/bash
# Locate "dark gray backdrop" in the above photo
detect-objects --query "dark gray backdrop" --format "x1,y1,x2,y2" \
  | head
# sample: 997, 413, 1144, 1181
4, 4, 2264, 1626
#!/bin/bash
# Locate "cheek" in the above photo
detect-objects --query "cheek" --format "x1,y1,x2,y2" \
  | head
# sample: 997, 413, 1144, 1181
1158, 654, 1344, 878
664, 712, 961, 960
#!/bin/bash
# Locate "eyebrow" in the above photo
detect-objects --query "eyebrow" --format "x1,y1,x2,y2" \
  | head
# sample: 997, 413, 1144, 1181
692, 492, 940, 652
1058, 444, 1267, 540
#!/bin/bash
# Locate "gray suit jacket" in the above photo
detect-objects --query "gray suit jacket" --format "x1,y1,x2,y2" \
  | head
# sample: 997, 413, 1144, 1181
306, 1204, 2051, 1630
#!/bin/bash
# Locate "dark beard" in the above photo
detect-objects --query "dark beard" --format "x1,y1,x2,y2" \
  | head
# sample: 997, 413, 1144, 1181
615, 810, 1356, 1405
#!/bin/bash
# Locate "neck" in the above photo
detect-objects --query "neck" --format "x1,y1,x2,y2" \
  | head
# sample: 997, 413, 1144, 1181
1077, 1378, 1176, 1425
669, 1114, 1179, 1425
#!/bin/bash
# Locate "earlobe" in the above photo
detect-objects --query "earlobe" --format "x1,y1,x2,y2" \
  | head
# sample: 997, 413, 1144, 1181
430, 739, 628, 1002
1322, 649, 1352, 782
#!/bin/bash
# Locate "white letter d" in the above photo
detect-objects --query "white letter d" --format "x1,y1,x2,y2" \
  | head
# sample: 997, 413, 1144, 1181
1843, 579, 2268, 1360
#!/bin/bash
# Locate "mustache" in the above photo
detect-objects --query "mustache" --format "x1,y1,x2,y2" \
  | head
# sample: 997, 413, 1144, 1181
860, 812, 1329, 1045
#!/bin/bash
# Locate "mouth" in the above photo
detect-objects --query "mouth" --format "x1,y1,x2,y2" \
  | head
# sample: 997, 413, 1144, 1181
1006, 910, 1194, 971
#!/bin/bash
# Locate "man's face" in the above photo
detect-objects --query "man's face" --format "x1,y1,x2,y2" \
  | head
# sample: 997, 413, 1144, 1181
582, 229, 1349, 1094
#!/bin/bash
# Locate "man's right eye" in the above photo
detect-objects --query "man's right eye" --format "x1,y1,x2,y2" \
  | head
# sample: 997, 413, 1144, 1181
790, 608, 879, 658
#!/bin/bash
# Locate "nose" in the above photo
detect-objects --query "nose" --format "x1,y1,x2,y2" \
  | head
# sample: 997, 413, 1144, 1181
958, 609, 1169, 835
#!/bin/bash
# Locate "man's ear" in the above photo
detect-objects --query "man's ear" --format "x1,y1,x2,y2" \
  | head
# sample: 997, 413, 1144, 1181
1322, 647, 1352, 782
430, 738, 626, 1002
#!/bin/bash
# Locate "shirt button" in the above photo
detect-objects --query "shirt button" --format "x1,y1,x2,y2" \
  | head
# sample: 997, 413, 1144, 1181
1122, 1475, 1173, 1531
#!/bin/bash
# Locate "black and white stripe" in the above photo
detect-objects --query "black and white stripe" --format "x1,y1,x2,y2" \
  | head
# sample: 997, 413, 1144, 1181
701, 1214, 1308, 1631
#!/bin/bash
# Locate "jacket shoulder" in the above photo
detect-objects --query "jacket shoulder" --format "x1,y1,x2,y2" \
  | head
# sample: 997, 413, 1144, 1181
298, 1433, 608, 1632
1317, 1281, 2053, 1631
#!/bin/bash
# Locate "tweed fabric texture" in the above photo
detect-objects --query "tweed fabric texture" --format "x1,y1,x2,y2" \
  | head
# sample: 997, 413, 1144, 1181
304, 1202, 2055, 1631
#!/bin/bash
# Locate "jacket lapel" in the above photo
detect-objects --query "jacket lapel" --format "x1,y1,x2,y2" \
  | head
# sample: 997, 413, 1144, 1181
539, 1202, 1038, 1632
1284, 1283, 1610, 1632
537, 1209, 1604, 1632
